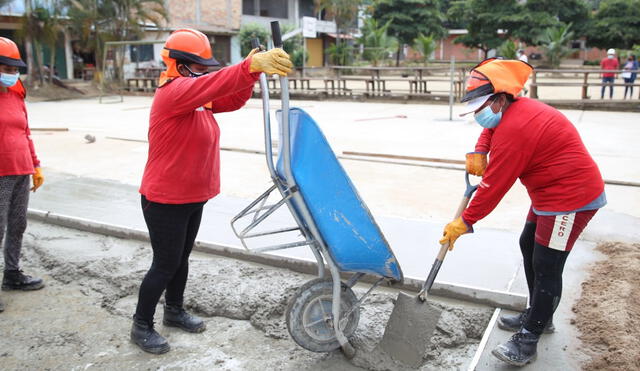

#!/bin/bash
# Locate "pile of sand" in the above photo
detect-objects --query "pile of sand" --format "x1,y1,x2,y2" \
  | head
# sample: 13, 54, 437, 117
571, 242, 640, 370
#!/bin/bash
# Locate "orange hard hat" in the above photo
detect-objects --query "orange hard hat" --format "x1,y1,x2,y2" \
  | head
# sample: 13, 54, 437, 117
161, 28, 219, 66
462, 58, 532, 102
0, 37, 27, 68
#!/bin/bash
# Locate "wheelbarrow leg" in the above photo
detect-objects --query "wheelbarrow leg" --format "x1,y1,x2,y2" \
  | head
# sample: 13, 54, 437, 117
328, 260, 356, 358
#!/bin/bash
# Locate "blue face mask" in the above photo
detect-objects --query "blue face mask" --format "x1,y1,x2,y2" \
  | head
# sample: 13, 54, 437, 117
474, 104, 503, 128
0, 72, 19, 87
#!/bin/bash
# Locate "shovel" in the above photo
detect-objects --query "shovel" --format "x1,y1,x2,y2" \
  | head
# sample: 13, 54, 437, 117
378, 171, 478, 367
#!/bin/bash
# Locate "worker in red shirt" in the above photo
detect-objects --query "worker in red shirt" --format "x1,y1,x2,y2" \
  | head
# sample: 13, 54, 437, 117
600, 48, 619, 99
440, 59, 606, 366
0, 37, 46, 313
132, 28, 292, 354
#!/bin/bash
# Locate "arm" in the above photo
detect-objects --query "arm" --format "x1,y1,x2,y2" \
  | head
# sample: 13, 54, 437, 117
462, 144, 531, 226
23, 103, 40, 169
211, 84, 255, 114
474, 128, 493, 153
162, 59, 259, 116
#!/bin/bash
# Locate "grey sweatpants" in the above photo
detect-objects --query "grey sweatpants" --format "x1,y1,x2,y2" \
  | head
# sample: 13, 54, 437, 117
0, 175, 30, 272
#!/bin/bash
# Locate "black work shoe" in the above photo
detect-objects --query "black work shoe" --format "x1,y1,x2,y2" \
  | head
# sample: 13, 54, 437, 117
163, 305, 206, 333
492, 329, 539, 366
2, 270, 44, 291
130, 315, 170, 354
497, 309, 555, 334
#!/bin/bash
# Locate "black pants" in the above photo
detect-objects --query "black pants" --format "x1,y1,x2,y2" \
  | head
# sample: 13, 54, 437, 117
519, 221, 570, 335
135, 195, 206, 322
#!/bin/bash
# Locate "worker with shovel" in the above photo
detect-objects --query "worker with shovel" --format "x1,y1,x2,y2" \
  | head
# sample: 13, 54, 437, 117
0, 37, 46, 313
132, 28, 292, 354
440, 58, 606, 366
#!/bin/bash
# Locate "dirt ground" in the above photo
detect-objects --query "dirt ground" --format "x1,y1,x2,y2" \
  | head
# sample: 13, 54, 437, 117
0, 221, 492, 370
571, 242, 640, 370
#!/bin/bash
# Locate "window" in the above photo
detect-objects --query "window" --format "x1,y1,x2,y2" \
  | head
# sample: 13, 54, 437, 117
300, 0, 315, 17
244, 0, 288, 18
130, 44, 154, 62
242, 0, 255, 15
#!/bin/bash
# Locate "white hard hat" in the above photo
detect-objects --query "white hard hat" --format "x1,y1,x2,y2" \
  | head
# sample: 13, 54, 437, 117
607, 48, 615, 55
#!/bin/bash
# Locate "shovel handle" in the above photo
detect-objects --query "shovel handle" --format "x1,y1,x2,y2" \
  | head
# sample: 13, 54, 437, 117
418, 172, 478, 301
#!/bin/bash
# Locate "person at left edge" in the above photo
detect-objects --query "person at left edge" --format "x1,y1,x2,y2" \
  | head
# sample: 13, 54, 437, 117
0, 37, 46, 314
131, 28, 292, 354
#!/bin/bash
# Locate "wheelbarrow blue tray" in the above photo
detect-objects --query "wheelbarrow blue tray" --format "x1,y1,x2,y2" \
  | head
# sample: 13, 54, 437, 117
276, 108, 403, 281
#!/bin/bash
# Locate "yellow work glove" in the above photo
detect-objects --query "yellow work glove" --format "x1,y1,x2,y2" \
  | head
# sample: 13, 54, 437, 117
466, 152, 487, 176
439, 217, 471, 251
245, 47, 260, 59
249, 48, 293, 77
31, 167, 44, 192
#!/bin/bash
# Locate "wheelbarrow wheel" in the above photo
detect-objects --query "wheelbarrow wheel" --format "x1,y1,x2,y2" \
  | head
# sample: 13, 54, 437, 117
286, 278, 360, 353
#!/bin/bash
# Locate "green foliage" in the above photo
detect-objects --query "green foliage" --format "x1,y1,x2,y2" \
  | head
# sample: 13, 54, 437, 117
325, 42, 355, 65
507, 0, 590, 46
497, 39, 517, 60
291, 49, 308, 68
316, 0, 362, 34
447, 0, 519, 58
239, 23, 270, 57
587, 0, 640, 49
373, 0, 446, 46
413, 33, 436, 63
66, 0, 168, 75
539, 23, 575, 69
358, 18, 397, 66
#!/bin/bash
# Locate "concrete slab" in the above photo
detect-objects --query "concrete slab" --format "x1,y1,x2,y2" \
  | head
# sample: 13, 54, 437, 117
30, 171, 529, 294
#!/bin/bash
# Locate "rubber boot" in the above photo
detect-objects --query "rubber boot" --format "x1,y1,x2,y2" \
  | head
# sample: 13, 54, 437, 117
130, 315, 170, 354
2, 270, 44, 291
163, 305, 206, 333
491, 329, 539, 366
497, 309, 555, 334
0, 296, 4, 313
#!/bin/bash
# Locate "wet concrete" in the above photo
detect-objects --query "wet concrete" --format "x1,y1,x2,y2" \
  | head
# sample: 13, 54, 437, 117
1, 220, 492, 370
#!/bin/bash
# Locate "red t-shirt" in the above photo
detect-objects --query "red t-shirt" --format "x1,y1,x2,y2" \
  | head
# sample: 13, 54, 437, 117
463, 98, 604, 226
0, 89, 40, 176
139, 59, 259, 204
600, 57, 619, 78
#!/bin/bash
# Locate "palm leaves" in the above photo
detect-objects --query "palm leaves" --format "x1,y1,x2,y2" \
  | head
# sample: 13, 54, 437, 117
359, 18, 396, 66
538, 23, 574, 68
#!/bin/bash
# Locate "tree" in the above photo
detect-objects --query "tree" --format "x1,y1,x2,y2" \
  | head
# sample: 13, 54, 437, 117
413, 33, 436, 63
497, 39, 517, 60
507, 0, 591, 46
316, 0, 362, 37
539, 23, 575, 68
447, 0, 519, 59
587, 0, 640, 50
17, 0, 65, 86
239, 23, 269, 57
359, 18, 397, 66
373, 0, 446, 66
66, 0, 168, 80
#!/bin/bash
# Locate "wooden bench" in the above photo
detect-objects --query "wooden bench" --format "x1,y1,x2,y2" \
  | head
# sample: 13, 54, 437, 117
126, 77, 157, 92
530, 82, 640, 99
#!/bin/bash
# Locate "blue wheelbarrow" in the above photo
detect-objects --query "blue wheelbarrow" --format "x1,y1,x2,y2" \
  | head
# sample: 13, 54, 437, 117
230, 23, 403, 357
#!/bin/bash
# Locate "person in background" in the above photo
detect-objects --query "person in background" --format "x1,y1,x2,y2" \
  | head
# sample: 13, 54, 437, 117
0, 37, 46, 313
622, 54, 638, 99
517, 49, 528, 63
600, 48, 619, 99
442, 58, 606, 367
131, 28, 292, 354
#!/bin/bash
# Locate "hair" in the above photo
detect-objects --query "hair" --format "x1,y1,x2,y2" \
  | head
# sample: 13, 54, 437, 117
492, 92, 516, 103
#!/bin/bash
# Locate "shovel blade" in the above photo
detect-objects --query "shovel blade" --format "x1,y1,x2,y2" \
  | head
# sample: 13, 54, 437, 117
378, 292, 442, 367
